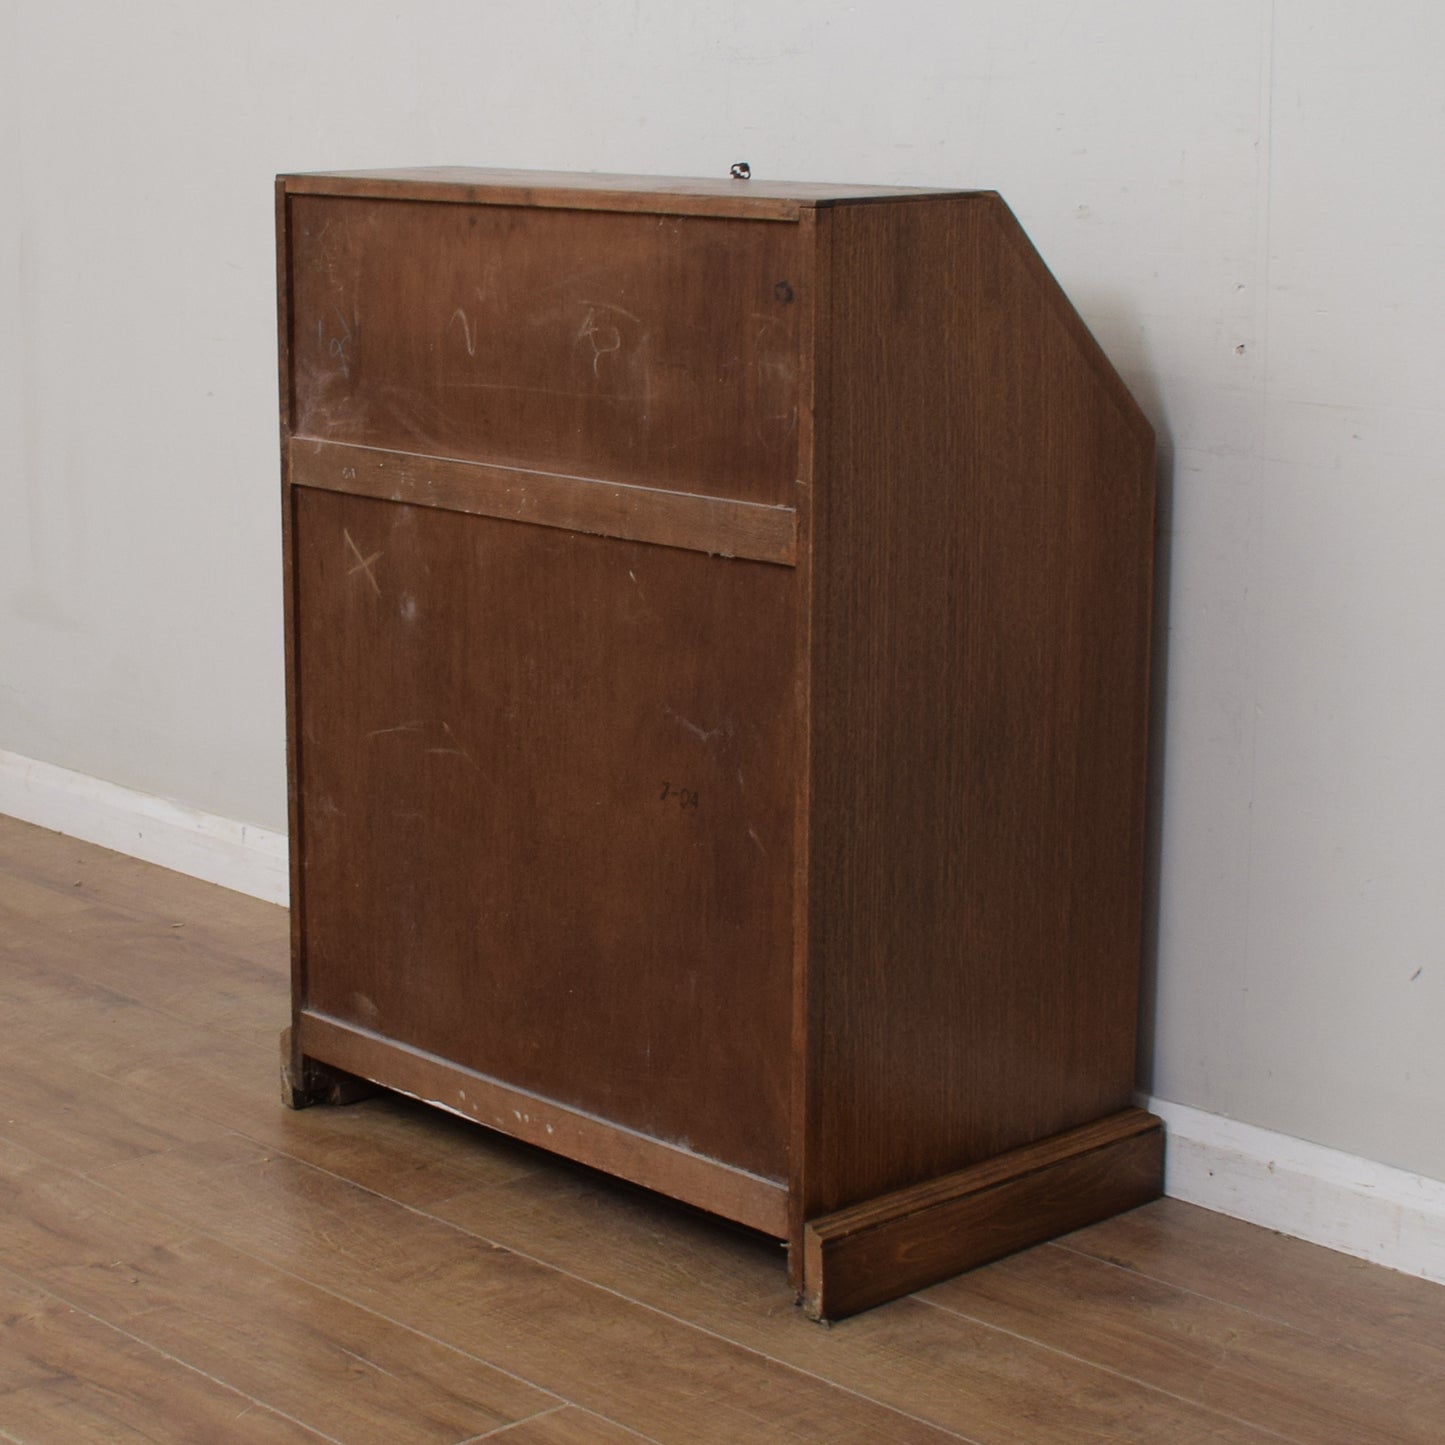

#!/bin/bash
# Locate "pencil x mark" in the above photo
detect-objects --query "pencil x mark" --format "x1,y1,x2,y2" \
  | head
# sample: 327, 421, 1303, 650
342, 528, 382, 597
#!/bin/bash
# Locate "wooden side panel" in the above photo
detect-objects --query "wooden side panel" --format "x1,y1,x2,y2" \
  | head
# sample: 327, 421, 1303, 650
803, 194, 1156, 1216
285, 196, 804, 503
290, 489, 798, 1180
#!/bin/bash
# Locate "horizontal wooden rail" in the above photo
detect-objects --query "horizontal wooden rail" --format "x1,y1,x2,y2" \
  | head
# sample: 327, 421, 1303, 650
294, 1011, 791, 1238
287, 439, 798, 566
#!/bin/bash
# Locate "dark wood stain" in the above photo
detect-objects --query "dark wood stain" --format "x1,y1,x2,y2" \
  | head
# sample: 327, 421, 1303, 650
802, 1111, 1165, 1319
802, 195, 1157, 1218
278, 168, 1161, 1318
288, 438, 799, 565
286, 195, 804, 501
291, 488, 798, 1180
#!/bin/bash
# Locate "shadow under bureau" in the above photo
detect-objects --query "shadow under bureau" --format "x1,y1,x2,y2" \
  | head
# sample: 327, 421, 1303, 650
276, 167, 1163, 1319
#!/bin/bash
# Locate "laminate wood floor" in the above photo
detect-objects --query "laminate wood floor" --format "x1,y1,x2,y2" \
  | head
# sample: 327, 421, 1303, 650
2, 813, 1442, 1444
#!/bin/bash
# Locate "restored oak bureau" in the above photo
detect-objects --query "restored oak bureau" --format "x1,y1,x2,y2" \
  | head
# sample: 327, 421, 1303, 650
276, 167, 1163, 1318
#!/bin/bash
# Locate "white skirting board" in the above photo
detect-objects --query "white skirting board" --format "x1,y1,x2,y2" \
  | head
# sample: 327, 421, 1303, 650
0, 748, 289, 906
1147, 1096, 1445, 1285
2, 748, 1442, 1284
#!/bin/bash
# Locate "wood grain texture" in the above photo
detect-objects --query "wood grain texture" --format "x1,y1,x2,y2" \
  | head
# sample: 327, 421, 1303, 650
288, 438, 798, 565
1058, 1195, 1445, 1381
0, 1039, 219, 1175
290, 487, 798, 1183
285, 194, 804, 500
0, 1148, 559, 1445
2, 999, 542, 1217
278, 173, 1159, 1313
483, 1408, 656, 1444
280, 167, 968, 220
295, 1010, 790, 1236
925, 1242, 1445, 1444
96, 1136, 960, 1445
785, 206, 824, 1282
0, 1270, 331, 1444
429, 1160, 1276, 1445
801, 1111, 1163, 1320
802, 192, 1156, 1217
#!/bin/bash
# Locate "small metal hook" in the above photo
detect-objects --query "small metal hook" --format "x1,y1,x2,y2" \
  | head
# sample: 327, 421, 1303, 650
729, 161, 751, 180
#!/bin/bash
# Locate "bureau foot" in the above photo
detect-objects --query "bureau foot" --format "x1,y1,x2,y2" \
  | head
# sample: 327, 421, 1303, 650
279, 1026, 380, 1109
800, 1107, 1164, 1320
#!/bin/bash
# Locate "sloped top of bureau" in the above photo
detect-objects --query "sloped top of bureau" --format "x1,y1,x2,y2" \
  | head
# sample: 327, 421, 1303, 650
280, 166, 972, 217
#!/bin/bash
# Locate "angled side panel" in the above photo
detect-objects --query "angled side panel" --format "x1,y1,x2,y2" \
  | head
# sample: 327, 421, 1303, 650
805, 193, 1156, 1217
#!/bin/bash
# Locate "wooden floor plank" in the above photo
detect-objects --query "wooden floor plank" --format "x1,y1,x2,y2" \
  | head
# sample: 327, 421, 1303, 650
922, 1242, 1445, 1444
0, 1142, 561, 1445
472, 1405, 659, 1443
0, 869, 94, 926
426, 1157, 1279, 1445
0, 815, 284, 949
1058, 1197, 1445, 1378
0, 954, 544, 1203
92, 1135, 966, 1445
1, 896, 286, 1049
0, 1042, 224, 1174
0, 1269, 334, 1444
0, 954, 269, 1100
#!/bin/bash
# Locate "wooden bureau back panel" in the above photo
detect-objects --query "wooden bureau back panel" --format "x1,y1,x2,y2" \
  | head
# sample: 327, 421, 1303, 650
290, 487, 798, 1180
285, 195, 804, 504
278, 173, 1160, 1273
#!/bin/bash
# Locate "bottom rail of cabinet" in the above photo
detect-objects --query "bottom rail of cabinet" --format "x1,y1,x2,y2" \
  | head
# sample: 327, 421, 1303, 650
282, 1013, 790, 1236
281, 1017, 1163, 1321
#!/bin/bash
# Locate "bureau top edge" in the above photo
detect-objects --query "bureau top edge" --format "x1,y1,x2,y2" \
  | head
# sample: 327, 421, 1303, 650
278, 167, 984, 221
